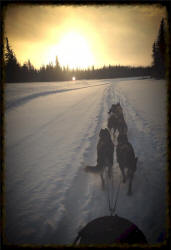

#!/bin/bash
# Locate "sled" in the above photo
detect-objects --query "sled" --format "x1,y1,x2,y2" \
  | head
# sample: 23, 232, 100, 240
73, 214, 147, 245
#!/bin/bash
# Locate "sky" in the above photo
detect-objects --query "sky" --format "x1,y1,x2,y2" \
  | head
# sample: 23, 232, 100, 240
4, 4, 167, 70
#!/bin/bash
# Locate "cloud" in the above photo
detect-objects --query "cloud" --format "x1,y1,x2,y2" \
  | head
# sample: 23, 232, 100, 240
4, 4, 167, 68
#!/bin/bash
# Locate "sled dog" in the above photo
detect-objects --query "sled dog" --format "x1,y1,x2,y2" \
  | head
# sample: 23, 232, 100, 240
108, 103, 128, 136
108, 103, 123, 115
85, 128, 114, 189
116, 133, 137, 195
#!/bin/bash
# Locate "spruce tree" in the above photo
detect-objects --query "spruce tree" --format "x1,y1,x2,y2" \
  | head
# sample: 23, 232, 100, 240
5, 37, 20, 82
152, 18, 166, 79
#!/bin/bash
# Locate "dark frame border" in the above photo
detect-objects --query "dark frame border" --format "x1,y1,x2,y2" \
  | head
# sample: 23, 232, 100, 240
1, 0, 170, 249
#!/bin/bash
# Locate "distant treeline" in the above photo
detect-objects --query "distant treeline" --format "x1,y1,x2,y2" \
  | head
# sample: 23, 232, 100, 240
4, 18, 167, 83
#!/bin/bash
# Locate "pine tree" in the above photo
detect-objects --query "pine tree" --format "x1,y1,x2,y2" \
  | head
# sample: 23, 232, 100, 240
157, 18, 166, 59
152, 18, 166, 79
5, 37, 20, 82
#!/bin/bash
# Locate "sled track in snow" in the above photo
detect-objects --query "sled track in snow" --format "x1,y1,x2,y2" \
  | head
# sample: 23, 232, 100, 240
7, 87, 104, 151
52, 86, 111, 244
6, 82, 111, 111
109, 83, 166, 243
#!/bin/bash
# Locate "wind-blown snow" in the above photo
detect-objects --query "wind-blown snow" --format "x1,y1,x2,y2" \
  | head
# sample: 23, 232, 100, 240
5, 77, 167, 245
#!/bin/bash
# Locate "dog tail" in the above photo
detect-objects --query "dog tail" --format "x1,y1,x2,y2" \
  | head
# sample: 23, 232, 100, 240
84, 165, 102, 174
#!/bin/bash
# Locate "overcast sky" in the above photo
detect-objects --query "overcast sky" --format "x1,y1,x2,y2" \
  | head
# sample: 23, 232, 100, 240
4, 4, 167, 69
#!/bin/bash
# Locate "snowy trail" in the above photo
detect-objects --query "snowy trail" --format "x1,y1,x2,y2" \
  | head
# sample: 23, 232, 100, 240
5, 78, 167, 244
108, 81, 167, 243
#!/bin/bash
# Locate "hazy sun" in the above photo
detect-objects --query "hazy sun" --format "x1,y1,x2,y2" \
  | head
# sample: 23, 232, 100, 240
53, 31, 95, 69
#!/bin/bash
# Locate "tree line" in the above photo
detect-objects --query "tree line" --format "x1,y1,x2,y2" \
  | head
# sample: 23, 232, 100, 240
4, 18, 167, 83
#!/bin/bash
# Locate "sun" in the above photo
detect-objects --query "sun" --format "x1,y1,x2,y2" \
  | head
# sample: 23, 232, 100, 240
56, 31, 95, 69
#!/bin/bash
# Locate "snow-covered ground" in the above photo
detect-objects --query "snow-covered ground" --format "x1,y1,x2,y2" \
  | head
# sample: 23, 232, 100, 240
5, 77, 167, 245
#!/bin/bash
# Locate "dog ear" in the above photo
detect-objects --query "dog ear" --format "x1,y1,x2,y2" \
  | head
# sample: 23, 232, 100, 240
104, 128, 110, 137
135, 157, 138, 164
99, 129, 104, 137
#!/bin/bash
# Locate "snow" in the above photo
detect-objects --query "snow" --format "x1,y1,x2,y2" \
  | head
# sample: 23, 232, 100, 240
5, 77, 167, 245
